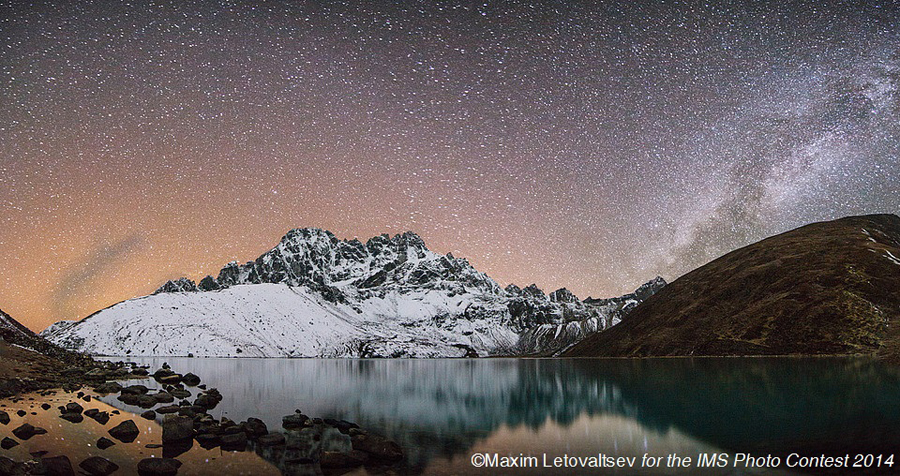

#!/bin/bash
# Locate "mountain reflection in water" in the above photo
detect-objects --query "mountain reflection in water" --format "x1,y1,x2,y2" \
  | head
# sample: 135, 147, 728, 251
105, 357, 900, 474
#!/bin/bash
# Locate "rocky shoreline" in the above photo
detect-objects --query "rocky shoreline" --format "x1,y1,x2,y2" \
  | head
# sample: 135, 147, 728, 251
0, 361, 404, 475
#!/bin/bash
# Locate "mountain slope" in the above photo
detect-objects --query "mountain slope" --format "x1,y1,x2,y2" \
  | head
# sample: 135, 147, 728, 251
565, 214, 900, 359
43, 229, 664, 357
0, 307, 83, 361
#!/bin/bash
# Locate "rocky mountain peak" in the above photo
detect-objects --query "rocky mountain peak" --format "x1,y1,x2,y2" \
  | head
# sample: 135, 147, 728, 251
504, 284, 522, 295
521, 284, 546, 299
549, 288, 579, 303
154, 278, 198, 294
159, 229, 502, 299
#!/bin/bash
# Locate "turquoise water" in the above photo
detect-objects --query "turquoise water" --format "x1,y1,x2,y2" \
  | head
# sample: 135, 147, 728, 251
100, 357, 900, 475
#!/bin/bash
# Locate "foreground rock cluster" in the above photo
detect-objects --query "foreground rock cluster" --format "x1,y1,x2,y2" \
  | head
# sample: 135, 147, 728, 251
0, 362, 404, 475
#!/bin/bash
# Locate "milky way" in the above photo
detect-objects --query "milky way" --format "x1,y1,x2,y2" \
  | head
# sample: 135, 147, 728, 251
1, 1, 898, 330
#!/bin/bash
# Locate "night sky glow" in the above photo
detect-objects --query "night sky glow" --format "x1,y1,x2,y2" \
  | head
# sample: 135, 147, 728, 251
2, 1, 899, 331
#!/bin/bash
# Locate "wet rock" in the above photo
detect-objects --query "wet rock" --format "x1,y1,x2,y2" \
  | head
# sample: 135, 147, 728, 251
137, 457, 182, 476
12, 423, 46, 440
0, 456, 19, 475
141, 410, 156, 420
82, 395, 92, 402
220, 432, 247, 451
169, 389, 190, 399
121, 385, 149, 395
351, 433, 403, 462
162, 415, 193, 443
153, 392, 174, 404
131, 368, 149, 376
162, 440, 192, 459
324, 418, 360, 434
0, 411, 8, 425
256, 432, 285, 447
60, 412, 84, 423
181, 373, 201, 386
243, 417, 268, 439
39, 455, 75, 476
0, 437, 18, 449
88, 411, 111, 425
194, 433, 219, 449
282, 412, 309, 430
136, 395, 158, 409
193, 394, 219, 410
64, 402, 84, 414
153, 369, 175, 382
156, 405, 179, 414
157, 374, 182, 385
79, 456, 119, 476
93, 382, 123, 394
320, 450, 369, 468
96, 437, 115, 450
117, 393, 140, 406
0, 456, 22, 476
108, 420, 139, 443
84, 368, 107, 378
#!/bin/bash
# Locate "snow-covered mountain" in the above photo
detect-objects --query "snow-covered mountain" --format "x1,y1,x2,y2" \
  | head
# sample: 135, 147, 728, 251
42, 229, 664, 357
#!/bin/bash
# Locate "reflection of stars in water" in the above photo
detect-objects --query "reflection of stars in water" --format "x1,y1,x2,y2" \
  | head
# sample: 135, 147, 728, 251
1, 2, 899, 329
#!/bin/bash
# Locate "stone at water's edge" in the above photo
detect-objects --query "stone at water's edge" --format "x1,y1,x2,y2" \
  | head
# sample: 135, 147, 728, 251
181, 372, 201, 386
243, 417, 268, 439
137, 457, 182, 476
108, 420, 139, 443
96, 437, 115, 450
162, 415, 193, 443
351, 433, 404, 462
93, 382, 122, 394
39, 455, 75, 476
12, 423, 46, 440
220, 431, 247, 451
0, 437, 17, 449
79, 456, 119, 476
60, 411, 84, 423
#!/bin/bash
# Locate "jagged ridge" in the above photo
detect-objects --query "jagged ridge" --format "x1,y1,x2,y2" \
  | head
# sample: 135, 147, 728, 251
43, 229, 664, 357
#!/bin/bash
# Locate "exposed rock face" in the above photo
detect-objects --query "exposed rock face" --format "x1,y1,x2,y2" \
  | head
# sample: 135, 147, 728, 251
565, 214, 900, 359
43, 229, 664, 357
154, 277, 198, 294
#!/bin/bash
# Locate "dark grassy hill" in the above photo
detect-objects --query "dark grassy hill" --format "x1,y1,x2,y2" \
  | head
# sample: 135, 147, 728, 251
564, 214, 900, 360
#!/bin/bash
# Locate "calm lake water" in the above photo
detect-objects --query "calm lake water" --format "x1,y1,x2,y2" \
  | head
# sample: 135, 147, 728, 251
85, 356, 900, 475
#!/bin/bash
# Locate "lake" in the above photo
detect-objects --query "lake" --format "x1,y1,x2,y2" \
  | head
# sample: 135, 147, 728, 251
88, 356, 900, 475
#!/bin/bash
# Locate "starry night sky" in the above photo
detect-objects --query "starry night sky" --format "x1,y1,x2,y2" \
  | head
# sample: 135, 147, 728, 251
2, 1, 899, 331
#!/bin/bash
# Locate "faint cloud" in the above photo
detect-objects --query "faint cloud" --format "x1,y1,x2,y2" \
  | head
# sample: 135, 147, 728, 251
51, 234, 144, 321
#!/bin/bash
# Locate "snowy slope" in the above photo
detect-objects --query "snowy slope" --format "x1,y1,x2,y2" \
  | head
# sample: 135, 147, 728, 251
42, 229, 665, 357
45, 284, 520, 357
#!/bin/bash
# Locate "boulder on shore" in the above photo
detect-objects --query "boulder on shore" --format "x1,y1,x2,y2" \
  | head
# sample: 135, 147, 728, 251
108, 420, 140, 443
